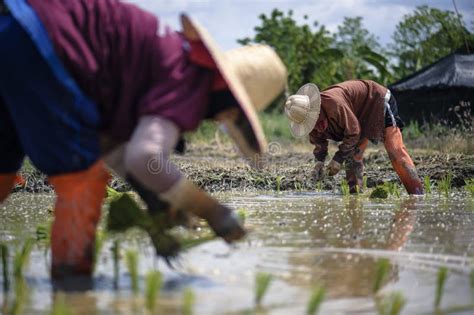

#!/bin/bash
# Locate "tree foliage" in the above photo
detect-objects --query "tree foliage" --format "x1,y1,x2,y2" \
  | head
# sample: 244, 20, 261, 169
390, 5, 473, 80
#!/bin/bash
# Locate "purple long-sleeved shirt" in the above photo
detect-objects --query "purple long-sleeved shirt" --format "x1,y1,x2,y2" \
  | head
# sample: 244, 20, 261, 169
28, 0, 212, 143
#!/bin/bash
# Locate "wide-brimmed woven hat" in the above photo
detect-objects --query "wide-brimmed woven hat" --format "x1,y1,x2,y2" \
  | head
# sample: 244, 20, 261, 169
284, 83, 321, 138
181, 15, 287, 168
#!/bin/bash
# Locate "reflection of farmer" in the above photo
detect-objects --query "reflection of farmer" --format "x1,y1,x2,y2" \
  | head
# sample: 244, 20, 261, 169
288, 199, 417, 297
0, 0, 287, 278
284, 80, 424, 194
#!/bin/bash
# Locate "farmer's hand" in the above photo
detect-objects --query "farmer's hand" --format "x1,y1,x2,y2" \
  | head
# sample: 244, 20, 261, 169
311, 161, 325, 181
326, 159, 342, 176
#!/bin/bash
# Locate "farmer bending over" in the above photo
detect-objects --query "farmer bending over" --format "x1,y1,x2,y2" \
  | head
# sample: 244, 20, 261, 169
0, 0, 287, 278
284, 80, 423, 195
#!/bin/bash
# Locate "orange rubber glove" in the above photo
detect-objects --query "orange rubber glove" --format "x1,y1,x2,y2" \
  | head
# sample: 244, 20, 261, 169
0, 173, 16, 202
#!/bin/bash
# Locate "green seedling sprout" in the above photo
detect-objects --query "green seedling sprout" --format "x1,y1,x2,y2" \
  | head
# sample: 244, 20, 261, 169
437, 173, 452, 198
10, 277, 28, 315
370, 186, 389, 199
255, 272, 273, 306
316, 182, 323, 192
423, 176, 432, 194
435, 267, 448, 309
340, 179, 350, 196
183, 287, 196, 315
306, 285, 325, 315
36, 223, 50, 243
1, 243, 9, 292
51, 293, 72, 315
237, 208, 248, 225
112, 239, 120, 289
384, 182, 401, 198
464, 178, 474, 197
145, 270, 163, 313
275, 175, 285, 193
125, 250, 139, 294
376, 291, 406, 315
13, 238, 34, 279
93, 229, 107, 271
373, 258, 390, 294
363, 176, 368, 191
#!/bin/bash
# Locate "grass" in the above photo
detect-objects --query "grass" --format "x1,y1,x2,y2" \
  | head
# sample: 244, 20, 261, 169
464, 178, 474, 197
1, 243, 9, 292
125, 250, 139, 294
315, 181, 323, 192
340, 179, 350, 196
145, 270, 163, 313
435, 267, 448, 309
373, 258, 391, 294
255, 272, 273, 306
183, 287, 196, 315
423, 176, 432, 194
13, 238, 34, 279
376, 291, 406, 315
437, 173, 453, 198
306, 285, 325, 315
363, 176, 368, 191
237, 208, 248, 225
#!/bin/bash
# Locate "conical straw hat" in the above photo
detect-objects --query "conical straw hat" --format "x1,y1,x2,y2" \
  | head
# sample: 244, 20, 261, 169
181, 15, 287, 168
284, 83, 321, 138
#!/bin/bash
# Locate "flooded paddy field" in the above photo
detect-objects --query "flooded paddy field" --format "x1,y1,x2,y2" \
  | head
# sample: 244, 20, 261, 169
1, 190, 473, 314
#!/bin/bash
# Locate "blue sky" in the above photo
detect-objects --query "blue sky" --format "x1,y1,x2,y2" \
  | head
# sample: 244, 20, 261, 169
126, 0, 474, 50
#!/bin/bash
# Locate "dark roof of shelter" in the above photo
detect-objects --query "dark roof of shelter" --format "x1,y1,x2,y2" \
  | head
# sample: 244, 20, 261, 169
390, 53, 474, 91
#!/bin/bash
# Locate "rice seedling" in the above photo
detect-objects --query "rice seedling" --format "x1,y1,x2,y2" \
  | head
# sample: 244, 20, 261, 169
13, 238, 34, 279
145, 270, 163, 313
237, 208, 248, 225
423, 176, 432, 194
93, 229, 107, 271
363, 176, 368, 191
373, 258, 390, 294
182, 287, 196, 315
340, 179, 350, 196
255, 272, 273, 306
435, 267, 448, 309
306, 285, 325, 315
464, 178, 474, 197
10, 277, 28, 315
294, 181, 302, 191
384, 182, 401, 198
315, 181, 323, 192
112, 239, 120, 289
437, 173, 452, 198
370, 186, 389, 199
376, 291, 406, 315
35, 223, 50, 242
51, 293, 72, 315
1, 243, 9, 292
125, 250, 139, 294
275, 175, 285, 193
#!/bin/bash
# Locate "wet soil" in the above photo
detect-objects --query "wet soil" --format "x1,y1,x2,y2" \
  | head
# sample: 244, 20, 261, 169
14, 143, 474, 193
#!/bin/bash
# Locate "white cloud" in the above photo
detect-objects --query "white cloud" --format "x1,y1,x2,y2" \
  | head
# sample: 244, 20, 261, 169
125, 0, 474, 50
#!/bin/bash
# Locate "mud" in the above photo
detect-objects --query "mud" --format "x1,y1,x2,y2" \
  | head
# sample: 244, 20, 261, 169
14, 143, 474, 193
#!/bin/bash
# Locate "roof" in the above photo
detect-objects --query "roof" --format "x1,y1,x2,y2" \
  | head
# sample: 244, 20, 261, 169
390, 53, 474, 91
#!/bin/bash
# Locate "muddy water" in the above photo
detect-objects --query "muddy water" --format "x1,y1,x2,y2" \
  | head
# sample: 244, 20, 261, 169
1, 192, 473, 314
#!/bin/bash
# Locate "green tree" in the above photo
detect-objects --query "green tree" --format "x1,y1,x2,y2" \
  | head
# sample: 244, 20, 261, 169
333, 17, 391, 84
239, 9, 341, 96
390, 5, 472, 80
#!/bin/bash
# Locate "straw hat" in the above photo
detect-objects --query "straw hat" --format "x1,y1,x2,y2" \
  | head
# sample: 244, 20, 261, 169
284, 83, 321, 138
181, 15, 287, 168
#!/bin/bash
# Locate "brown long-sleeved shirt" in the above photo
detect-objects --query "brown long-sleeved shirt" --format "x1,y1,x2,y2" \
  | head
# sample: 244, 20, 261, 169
309, 80, 387, 163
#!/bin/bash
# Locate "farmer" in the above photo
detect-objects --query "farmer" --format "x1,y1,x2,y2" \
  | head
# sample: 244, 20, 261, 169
0, 0, 287, 278
284, 80, 423, 195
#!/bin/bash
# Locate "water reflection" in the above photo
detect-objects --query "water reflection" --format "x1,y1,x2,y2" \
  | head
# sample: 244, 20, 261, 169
287, 198, 418, 298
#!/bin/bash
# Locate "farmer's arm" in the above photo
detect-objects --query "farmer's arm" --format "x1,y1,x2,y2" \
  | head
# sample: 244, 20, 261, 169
309, 131, 328, 162
332, 105, 361, 164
